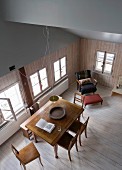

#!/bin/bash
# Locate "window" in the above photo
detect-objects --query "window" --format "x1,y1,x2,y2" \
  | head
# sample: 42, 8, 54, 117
39, 68, 48, 90
95, 51, 115, 74
0, 83, 24, 121
30, 73, 40, 96
54, 57, 66, 82
30, 68, 48, 97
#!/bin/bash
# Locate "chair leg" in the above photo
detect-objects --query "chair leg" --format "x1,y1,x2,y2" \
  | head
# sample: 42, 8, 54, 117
82, 112, 84, 118
77, 115, 80, 121
79, 135, 82, 146
39, 156, 43, 166
68, 150, 72, 161
85, 128, 87, 138
54, 144, 58, 158
75, 141, 78, 152
73, 97, 75, 104
77, 82, 79, 90
22, 164, 26, 170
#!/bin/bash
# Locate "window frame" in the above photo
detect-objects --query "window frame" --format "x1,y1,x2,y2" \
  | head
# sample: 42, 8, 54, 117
95, 51, 115, 75
54, 56, 67, 82
0, 83, 24, 124
30, 67, 49, 98
0, 98, 16, 121
30, 72, 41, 97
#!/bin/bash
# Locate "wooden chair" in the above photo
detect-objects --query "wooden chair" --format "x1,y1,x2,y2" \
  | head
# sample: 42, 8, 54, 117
74, 92, 84, 105
20, 103, 39, 140
57, 130, 80, 161
11, 142, 43, 170
29, 103, 39, 116
68, 117, 89, 146
73, 92, 84, 119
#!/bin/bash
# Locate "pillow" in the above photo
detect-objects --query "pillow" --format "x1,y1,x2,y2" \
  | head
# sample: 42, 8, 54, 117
78, 78, 92, 85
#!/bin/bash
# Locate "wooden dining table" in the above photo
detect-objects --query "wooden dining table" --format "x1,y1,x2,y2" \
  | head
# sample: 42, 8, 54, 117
26, 98, 84, 158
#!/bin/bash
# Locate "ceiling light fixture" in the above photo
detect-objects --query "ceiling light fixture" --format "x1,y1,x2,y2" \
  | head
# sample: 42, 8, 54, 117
45, 26, 59, 102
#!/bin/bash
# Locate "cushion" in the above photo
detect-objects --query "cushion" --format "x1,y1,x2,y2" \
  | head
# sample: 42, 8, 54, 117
83, 94, 103, 106
80, 83, 97, 95
79, 78, 92, 85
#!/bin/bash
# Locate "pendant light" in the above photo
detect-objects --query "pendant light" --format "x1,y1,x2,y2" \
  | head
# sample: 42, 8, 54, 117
44, 26, 59, 102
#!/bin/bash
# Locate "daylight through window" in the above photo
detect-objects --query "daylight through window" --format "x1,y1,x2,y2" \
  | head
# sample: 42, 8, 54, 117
30, 68, 48, 97
0, 83, 24, 121
95, 51, 115, 74
54, 57, 66, 82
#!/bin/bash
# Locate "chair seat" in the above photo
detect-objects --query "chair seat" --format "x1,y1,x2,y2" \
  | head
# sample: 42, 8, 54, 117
57, 132, 74, 150
17, 142, 40, 164
68, 117, 89, 146
69, 121, 85, 134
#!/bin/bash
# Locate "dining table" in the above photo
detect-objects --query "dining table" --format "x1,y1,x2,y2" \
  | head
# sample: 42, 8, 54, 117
26, 98, 84, 158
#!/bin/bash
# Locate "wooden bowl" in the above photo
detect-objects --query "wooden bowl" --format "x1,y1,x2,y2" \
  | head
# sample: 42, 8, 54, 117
49, 107, 66, 119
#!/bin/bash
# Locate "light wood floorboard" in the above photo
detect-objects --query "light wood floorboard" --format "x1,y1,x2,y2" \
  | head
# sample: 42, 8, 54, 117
0, 83, 122, 170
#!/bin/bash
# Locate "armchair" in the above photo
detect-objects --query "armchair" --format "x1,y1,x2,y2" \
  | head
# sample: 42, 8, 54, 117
75, 70, 97, 95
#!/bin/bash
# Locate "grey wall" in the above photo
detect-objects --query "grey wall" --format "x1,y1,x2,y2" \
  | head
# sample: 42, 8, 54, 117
1, 0, 122, 34
0, 18, 79, 77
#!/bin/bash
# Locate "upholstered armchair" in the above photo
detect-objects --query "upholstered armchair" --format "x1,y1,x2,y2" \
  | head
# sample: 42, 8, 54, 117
75, 70, 97, 95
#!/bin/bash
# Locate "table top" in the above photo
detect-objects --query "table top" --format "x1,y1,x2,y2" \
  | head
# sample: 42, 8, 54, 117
26, 98, 84, 146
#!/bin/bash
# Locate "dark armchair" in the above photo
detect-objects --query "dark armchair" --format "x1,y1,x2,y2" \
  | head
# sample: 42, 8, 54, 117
75, 70, 97, 95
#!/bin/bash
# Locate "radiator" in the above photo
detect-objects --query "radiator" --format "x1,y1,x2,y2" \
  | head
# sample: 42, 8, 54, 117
37, 78, 69, 107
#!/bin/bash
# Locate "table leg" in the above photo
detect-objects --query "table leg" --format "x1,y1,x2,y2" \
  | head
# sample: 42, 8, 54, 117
54, 144, 58, 158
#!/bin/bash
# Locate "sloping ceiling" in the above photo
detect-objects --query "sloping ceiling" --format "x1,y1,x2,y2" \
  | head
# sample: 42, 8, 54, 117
1, 0, 122, 43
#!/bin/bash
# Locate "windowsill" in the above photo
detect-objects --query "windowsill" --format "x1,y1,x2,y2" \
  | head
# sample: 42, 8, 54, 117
34, 87, 52, 102
93, 71, 112, 77
54, 75, 68, 87
33, 76, 68, 102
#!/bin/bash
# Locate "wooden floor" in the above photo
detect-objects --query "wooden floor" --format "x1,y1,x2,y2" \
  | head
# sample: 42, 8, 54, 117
0, 83, 122, 170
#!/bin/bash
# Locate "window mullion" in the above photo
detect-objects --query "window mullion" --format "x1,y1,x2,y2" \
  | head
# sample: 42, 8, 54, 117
38, 71, 42, 91
59, 58, 62, 77
111, 55, 115, 74
102, 51, 106, 73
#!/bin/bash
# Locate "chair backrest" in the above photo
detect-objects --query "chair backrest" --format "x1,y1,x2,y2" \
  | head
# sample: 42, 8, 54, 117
29, 103, 39, 116
74, 92, 84, 105
68, 129, 80, 150
75, 70, 91, 80
11, 144, 19, 156
79, 117, 89, 135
